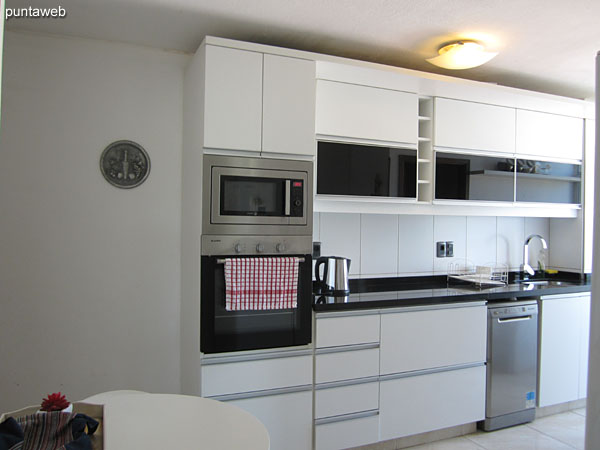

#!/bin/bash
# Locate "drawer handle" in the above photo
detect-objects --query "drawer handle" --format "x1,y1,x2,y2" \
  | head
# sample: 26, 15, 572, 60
315, 409, 379, 426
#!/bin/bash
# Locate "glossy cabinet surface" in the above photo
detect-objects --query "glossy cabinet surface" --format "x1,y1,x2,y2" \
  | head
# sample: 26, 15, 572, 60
204, 45, 263, 152
379, 365, 485, 440
228, 391, 313, 450
434, 98, 516, 154
538, 293, 591, 406
516, 109, 583, 161
380, 305, 487, 375
263, 54, 316, 156
316, 79, 418, 145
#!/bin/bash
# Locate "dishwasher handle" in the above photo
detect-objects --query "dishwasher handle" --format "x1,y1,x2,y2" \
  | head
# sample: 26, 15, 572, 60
497, 315, 533, 323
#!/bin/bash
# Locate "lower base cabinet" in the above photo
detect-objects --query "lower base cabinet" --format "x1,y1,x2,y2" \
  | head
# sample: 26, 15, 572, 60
315, 413, 380, 450
379, 365, 486, 440
227, 390, 313, 450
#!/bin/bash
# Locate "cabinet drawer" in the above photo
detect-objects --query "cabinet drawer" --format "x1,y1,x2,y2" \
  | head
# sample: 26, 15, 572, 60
201, 354, 312, 397
315, 381, 379, 419
380, 365, 485, 440
316, 348, 379, 384
380, 306, 486, 375
316, 314, 380, 348
315, 414, 380, 450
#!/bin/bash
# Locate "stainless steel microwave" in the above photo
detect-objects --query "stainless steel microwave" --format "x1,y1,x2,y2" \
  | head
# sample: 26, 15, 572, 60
202, 154, 313, 236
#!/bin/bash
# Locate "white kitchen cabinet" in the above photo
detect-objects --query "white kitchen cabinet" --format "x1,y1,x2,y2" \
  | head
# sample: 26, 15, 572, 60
263, 54, 315, 156
434, 97, 516, 154
227, 390, 313, 450
201, 353, 312, 397
316, 313, 380, 348
516, 109, 583, 161
379, 365, 485, 440
579, 294, 591, 399
380, 305, 487, 375
315, 381, 379, 419
204, 45, 263, 152
315, 413, 380, 450
316, 79, 418, 145
538, 293, 591, 407
204, 45, 316, 157
315, 347, 379, 384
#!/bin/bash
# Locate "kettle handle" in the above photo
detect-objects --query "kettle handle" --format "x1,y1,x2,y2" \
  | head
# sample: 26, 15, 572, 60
315, 257, 327, 284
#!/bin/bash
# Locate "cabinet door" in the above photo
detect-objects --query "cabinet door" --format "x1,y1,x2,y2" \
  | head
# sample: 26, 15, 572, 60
579, 294, 591, 399
227, 390, 312, 450
380, 306, 487, 375
538, 296, 581, 406
316, 80, 418, 145
516, 110, 583, 160
263, 55, 315, 156
434, 98, 516, 153
379, 366, 485, 440
204, 45, 263, 152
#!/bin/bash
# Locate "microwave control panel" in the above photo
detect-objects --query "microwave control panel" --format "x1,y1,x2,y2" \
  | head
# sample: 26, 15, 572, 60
290, 180, 304, 217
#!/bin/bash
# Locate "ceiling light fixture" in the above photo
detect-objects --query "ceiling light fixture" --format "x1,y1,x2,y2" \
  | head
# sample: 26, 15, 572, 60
427, 40, 498, 70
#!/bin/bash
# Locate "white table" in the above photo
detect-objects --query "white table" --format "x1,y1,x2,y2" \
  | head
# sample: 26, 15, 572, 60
83, 391, 270, 450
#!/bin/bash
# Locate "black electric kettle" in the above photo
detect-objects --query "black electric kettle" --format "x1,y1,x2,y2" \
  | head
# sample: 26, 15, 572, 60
314, 256, 351, 295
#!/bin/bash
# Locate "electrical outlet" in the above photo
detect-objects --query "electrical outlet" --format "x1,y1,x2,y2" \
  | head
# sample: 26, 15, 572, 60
436, 241, 447, 258
446, 241, 454, 257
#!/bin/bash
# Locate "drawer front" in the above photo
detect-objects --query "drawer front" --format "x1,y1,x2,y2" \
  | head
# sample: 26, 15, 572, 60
316, 314, 380, 348
315, 414, 380, 450
380, 306, 486, 375
316, 348, 379, 384
201, 355, 312, 397
379, 365, 485, 440
315, 381, 379, 419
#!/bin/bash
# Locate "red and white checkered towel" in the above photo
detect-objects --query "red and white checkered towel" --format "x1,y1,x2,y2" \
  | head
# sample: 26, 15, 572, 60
224, 257, 300, 311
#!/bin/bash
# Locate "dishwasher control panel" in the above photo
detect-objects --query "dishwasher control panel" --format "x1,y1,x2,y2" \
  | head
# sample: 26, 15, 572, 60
489, 302, 538, 319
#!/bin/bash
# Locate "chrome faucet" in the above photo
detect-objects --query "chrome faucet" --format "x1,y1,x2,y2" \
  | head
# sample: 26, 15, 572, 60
522, 234, 548, 276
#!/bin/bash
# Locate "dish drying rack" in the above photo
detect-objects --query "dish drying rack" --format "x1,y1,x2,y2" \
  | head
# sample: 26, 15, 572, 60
447, 260, 508, 288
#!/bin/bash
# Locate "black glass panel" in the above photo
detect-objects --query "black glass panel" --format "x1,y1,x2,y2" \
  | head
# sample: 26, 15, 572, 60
317, 141, 416, 198
516, 159, 581, 204
435, 153, 515, 202
221, 176, 284, 216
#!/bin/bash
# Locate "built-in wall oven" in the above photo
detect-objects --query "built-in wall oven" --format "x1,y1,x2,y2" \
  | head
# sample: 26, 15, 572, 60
200, 155, 313, 354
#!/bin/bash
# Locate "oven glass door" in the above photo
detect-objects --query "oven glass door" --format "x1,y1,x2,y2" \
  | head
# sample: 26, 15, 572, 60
200, 255, 312, 354
211, 167, 307, 226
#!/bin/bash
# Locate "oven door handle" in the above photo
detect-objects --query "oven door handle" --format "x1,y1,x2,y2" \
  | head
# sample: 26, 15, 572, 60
285, 179, 291, 216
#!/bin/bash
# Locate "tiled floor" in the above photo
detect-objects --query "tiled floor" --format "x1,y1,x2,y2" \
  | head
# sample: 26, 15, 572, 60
409, 409, 587, 449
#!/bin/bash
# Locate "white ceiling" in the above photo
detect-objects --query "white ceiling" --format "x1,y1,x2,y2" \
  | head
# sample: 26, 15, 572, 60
5, 0, 600, 100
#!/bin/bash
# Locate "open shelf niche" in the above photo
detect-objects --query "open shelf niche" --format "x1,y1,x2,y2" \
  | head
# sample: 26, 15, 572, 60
417, 96, 433, 202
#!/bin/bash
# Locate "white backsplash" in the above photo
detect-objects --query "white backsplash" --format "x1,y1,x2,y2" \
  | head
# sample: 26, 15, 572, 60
315, 212, 552, 278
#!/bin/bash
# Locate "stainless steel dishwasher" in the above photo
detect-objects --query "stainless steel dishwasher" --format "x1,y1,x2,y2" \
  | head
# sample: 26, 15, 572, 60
479, 300, 538, 431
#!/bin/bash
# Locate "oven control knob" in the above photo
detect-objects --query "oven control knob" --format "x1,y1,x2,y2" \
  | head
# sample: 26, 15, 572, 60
276, 243, 286, 253
256, 243, 265, 253
234, 244, 243, 254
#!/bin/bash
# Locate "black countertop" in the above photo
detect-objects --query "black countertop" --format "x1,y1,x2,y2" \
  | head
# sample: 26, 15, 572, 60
313, 274, 591, 312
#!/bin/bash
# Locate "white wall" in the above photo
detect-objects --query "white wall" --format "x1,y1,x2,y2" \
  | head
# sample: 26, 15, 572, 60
315, 212, 553, 277
0, 31, 188, 411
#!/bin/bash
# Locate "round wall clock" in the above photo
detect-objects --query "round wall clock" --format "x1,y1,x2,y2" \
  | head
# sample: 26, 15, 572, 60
100, 140, 150, 189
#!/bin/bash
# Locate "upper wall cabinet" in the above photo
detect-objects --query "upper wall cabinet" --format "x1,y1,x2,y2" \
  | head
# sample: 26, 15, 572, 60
263, 54, 316, 156
204, 45, 316, 156
316, 80, 418, 146
516, 110, 583, 161
434, 98, 516, 154
204, 45, 263, 152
